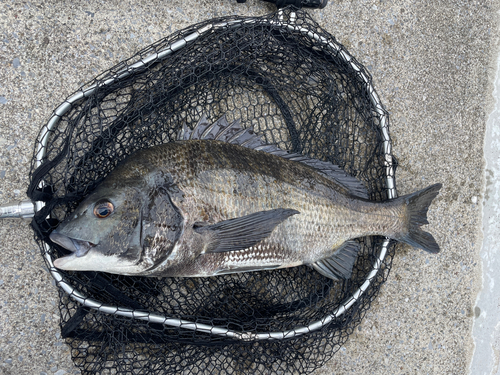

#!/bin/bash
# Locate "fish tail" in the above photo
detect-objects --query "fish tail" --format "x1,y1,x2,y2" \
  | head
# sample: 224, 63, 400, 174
399, 183, 442, 253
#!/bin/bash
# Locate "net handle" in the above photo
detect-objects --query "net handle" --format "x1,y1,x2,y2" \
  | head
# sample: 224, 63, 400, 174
36, 8, 396, 341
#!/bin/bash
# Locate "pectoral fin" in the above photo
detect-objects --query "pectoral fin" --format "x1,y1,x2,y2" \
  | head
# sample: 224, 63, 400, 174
311, 241, 361, 280
194, 208, 300, 254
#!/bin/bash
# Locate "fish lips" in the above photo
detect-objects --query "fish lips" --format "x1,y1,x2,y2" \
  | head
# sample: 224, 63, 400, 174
49, 231, 96, 258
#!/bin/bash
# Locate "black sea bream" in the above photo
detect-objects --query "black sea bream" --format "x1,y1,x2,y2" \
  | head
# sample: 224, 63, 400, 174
50, 115, 441, 280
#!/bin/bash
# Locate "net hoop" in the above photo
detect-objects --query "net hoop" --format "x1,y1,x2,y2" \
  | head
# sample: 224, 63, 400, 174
34, 8, 396, 341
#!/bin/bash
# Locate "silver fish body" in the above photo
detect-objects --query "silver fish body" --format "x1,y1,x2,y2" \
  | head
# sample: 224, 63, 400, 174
50, 116, 441, 280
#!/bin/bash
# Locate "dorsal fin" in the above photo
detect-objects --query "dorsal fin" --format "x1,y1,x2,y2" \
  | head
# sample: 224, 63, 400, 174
265, 149, 368, 198
177, 114, 368, 198
191, 114, 210, 140
280, 155, 369, 199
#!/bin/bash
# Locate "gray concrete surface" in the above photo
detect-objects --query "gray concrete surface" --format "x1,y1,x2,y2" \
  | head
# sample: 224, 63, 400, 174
0, 0, 498, 374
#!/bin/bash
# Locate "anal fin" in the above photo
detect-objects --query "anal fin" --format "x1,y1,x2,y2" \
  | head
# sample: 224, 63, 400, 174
311, 241, 360, 280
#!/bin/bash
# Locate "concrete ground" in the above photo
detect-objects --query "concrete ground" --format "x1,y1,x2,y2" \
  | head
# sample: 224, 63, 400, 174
0, 0, 498, 374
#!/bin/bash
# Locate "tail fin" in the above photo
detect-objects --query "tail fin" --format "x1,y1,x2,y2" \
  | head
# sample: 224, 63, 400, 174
400, 183, 442, 253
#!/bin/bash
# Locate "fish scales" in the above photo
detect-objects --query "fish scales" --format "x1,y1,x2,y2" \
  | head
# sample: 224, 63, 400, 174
50, 116, 441, 280
122, 141, 405, 276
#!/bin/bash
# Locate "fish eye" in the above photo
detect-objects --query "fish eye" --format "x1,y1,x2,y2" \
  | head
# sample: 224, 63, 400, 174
93, 200, 114, 219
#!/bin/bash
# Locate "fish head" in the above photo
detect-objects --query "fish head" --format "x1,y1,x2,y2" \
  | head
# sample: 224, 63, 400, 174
50, 172, 184, 275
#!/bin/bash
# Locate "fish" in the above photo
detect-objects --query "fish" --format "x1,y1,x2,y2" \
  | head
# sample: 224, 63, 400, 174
49, 114, 442, 280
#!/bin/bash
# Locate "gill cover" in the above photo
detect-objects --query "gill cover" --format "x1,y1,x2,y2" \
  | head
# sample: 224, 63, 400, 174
138, 177, 184, 271
51, 169, 184, 275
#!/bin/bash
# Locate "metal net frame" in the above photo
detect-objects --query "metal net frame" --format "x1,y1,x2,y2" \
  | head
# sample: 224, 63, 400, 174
27, 7, 397, 375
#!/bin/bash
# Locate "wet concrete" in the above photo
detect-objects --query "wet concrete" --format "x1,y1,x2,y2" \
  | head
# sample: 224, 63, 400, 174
470, 49, 500, 375
0, 0, 498, 374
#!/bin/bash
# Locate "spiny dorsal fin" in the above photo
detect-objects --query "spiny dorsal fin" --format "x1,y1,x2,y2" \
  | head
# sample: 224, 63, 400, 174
191, 114, 210, 140
177, 114, 211, 141
176, 122, 192, 141
177, 114, 266, 147
178, 114, 368, 198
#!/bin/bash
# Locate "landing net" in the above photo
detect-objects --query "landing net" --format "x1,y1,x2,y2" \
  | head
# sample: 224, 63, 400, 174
28, 7, 397, 374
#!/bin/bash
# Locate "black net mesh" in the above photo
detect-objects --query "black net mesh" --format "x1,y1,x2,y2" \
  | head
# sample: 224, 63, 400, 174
28, 7, 397, 375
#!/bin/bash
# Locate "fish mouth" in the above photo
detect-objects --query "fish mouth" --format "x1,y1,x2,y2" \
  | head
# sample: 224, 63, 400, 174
49, 231, 96, 258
